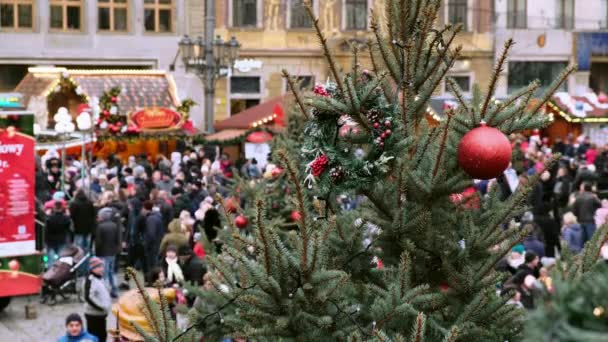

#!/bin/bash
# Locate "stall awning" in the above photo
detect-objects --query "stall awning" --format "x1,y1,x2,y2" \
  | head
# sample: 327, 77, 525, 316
205, 129, 247, 142
214, 95, 287, 130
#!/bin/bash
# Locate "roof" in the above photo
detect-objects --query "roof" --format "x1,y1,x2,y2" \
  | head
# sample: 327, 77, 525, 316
205, 129, 247, 142
214, 95, 287, 130
548, 92, 608, 122
15, 67, 180, 113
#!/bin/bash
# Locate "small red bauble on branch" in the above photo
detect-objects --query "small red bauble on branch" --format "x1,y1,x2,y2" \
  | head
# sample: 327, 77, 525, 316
234, 215, 248, 229
310, 155, 329, 177
224, 197, 238, 214
110, 96, 118, 103
290, 210, 302, 222
457, 122, 512, 180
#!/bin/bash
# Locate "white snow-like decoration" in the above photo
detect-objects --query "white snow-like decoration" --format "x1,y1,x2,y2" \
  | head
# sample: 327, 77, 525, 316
554, 92, 592, 118
582, 93, 608, 110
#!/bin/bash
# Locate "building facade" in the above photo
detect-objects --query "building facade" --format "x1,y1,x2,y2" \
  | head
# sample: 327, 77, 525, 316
0, 0, 207, 125
494, 0, 608, 97
181, 0, 495, 123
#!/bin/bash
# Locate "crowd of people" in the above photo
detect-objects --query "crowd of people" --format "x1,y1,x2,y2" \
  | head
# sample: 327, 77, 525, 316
40, 131, 608, 340
489, 131, 608, 310
39, 146, 266, 341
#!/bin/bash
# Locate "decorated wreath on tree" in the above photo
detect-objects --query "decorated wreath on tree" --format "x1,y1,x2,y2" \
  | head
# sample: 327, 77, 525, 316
95, 86, 140, 137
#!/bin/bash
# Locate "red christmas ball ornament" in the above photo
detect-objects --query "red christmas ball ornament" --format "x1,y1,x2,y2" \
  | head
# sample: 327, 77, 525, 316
224, 197, 238, 213
379, 142, 384, 148
439, 282, 450, 293
373, 122, 380, 129
385, 129, 392, 136
384, 120, 391, 128
380, 132, 387, 139
457, 122, 512, 180
111, 96, 117, 103
450, 187, 480, 209
234, 215, 248, 229
313, 84, 329, 97
8, 259, 19, 271
271, 167, 283, 178
290, 210, 302, 222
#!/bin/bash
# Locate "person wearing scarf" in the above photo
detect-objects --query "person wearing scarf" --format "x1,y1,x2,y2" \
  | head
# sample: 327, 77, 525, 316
161, 245, 184, 287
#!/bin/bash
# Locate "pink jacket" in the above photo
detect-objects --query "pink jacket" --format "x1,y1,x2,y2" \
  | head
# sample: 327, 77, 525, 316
595, 201, 608, 227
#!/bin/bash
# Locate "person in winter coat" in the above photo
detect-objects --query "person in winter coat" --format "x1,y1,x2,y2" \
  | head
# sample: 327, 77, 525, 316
178, 245, 206, 286
573, 182, 602, 242
522, 225, 545, 258
562, 212, 584, 254
45, 201, 72, 262
84, 257, 111, 342
143, 201, 164, 274
94, 207, 122, 298
159, 218, 190, 256
58, 313, 98, 342
160, 245, 184, 287
595, 199, 608, 228
69, 190, 96, 252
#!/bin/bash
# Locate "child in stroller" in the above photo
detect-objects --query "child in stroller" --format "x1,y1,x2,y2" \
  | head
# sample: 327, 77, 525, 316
41, 244, 90, 305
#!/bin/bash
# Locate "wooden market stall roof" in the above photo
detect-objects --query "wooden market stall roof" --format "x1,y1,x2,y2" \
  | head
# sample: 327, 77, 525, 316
214, 95, 288, 131
548, 92, 608, 123
15, 67, 181, 112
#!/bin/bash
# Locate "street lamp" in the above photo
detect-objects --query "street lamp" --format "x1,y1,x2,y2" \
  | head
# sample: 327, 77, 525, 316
53, 107, 75, 195
176, 28, 240, 133
76, 111, 92, 188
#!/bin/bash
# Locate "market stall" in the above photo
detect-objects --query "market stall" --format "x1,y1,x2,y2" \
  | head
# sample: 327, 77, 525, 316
14, 67, 197, 161
545, 92, 608, 145
206, 95, 286, 166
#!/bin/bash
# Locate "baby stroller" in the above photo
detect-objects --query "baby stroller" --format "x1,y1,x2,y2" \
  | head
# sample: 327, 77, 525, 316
40, 245, 90, 305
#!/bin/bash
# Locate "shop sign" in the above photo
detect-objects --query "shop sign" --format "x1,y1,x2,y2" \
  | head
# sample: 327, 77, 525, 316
234, 59, 263, 73
577, 33, 608, 71
130, 107, 183, 130
0, 93, 24, 109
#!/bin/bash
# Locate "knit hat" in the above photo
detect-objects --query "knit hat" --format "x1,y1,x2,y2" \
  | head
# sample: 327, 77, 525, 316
65, 313, 83, 326
89, 257, 104, 272
53, 191, 66, 201
511, 244, 525, 254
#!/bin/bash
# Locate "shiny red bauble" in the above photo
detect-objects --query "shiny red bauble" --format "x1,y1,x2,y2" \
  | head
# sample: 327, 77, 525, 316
234, 215, 248, 229
457, 122, 512, 180
271, 167, 283, 178
290, 210, 302, 222
8, 259, 19, 271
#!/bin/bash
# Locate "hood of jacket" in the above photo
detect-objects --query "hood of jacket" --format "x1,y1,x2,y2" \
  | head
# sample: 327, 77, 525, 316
97, 207, 114, 221
168, 218, 183, 234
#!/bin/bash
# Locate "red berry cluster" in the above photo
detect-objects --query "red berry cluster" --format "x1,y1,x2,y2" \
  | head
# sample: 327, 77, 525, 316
313, 84, 329, 97
373, 120, 392, 148
311, 154, 329, 176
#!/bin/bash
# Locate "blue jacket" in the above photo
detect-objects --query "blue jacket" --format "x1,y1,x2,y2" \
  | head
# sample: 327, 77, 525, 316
58, 330, 99, 342
563, 224, 584, 254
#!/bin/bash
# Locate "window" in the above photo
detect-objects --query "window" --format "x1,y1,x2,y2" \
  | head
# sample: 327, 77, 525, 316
344, 0, 367, 30
448, 0, 468, 31
98, 0, 128, 32
555, 0, 574, 29
602, 0, 608, 28
0, 0, 33, 30
445, 75, 471, 93
231, 76, 261, 93
285, 76, 315, 92
289, 0, 313, 28
232, 0, 257, 27
144, 0, 172, 32
50, 0, 82, 30
508, 62, 568, 94
507, 0, 526, 29
230, 76, 261, 116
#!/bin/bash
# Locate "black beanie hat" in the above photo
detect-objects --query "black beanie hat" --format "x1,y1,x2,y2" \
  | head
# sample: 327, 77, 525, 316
65, 313, 82, 325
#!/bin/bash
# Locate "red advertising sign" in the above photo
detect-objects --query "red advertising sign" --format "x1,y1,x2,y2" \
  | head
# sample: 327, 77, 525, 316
0, 127, 35, 257
130, 107, 183, 130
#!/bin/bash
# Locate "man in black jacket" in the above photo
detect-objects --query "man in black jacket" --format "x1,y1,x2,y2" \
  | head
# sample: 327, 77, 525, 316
573, 182, 602, 243
178, 245, 206, 286
95, 207, 122, 298
142, 201, 164, 274
45, 201, 72, 263
69, 189, 96, 252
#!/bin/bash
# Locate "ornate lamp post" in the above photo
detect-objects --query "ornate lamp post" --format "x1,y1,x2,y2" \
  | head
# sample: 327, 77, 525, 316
53, 107, 75, 194
76, 111, 92, 187
177, 32, 240, 133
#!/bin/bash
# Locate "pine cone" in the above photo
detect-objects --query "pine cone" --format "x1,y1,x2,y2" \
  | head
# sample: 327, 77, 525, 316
366, 108, 381, 123
329, 166, 345, 183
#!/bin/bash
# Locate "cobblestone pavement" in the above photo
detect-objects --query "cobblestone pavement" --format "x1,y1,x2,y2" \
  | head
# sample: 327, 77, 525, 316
0, 295, 118, 342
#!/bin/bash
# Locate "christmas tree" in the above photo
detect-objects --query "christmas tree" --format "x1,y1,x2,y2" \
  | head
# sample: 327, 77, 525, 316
173, 0, 605, 341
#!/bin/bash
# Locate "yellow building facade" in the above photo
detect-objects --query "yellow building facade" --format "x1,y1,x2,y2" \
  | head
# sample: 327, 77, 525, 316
195, 0, 495, 122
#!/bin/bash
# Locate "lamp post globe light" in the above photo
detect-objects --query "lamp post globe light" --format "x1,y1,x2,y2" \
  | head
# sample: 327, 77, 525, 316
53, 107, 75, 194
76, 111, 92, 182
177, 14, 240, 133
